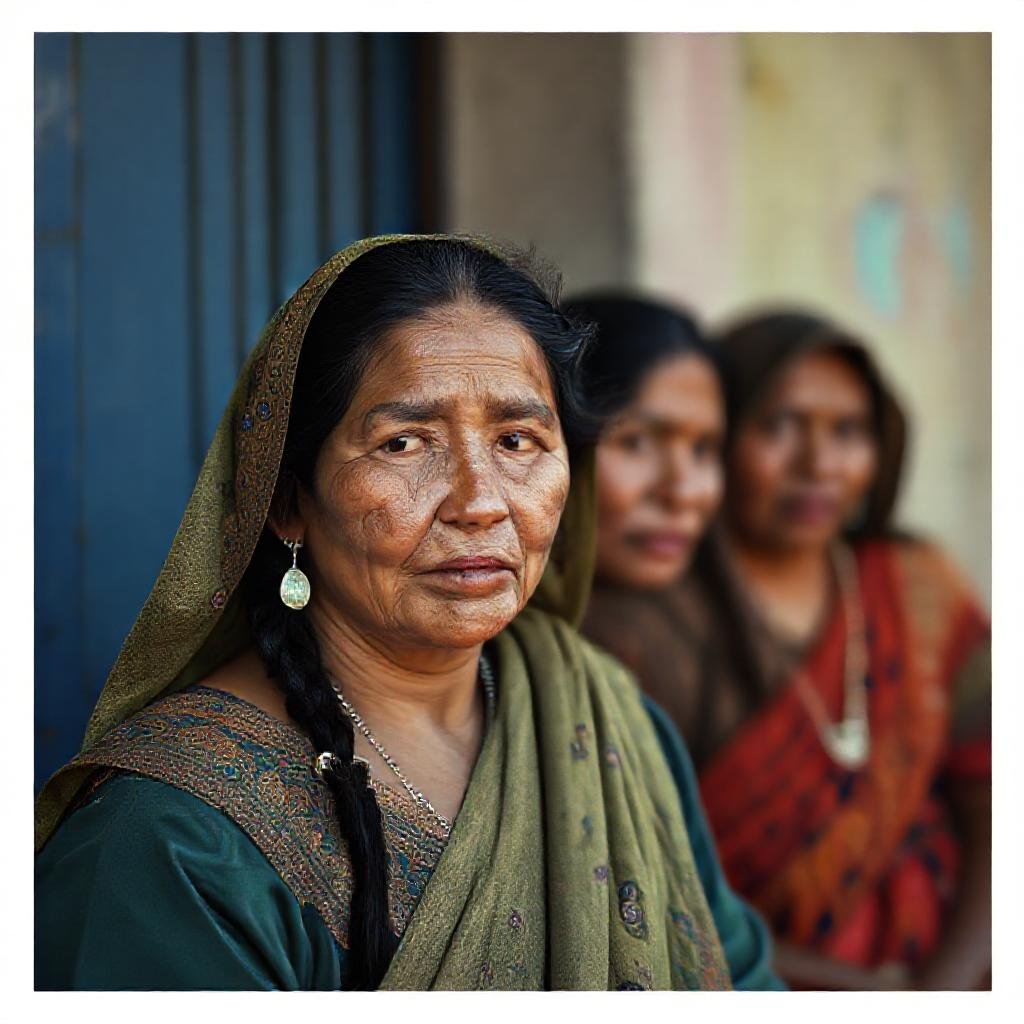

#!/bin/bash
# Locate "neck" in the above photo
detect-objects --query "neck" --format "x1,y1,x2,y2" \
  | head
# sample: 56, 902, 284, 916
727, 535, 829, 584
306, 600, 484, 735
724, 530, 835, 643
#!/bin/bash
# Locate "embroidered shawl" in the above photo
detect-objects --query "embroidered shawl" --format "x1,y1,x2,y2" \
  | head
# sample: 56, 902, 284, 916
35, 234, 730, 990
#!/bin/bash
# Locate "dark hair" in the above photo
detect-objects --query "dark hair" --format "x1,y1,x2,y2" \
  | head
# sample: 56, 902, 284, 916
563, 292, 720, 424
686, 309, 910, 742
240, 238, 592, 989
714, 309, 907, 537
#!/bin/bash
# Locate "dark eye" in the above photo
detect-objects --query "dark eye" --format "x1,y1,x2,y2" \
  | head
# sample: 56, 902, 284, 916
834, 418, 870, 441
762, 412, 797, 438
693, 436, 721, 460
381, 434, 425, 455
500, 431, 538, 453
615, 431, 651, 453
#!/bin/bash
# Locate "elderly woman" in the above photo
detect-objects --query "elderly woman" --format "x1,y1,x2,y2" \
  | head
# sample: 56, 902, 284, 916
623, 311, 991, 990
35, 236, 780, 991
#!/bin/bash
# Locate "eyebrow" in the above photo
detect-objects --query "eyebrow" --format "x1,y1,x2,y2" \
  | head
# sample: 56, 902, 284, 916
612, 411, 724, 436
361, 400, 448, 432
484, 397, 557, 428
361, 396, 557, 432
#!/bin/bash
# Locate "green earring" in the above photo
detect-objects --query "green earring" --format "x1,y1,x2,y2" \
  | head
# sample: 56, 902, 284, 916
280, 537, 311, 610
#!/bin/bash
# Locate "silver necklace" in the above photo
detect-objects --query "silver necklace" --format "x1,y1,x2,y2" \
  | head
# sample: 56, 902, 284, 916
330, 653, 497, 836
789, 543, 871, 769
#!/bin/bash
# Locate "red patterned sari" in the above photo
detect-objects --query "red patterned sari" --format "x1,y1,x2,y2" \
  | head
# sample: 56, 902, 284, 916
698, 539, 990, 969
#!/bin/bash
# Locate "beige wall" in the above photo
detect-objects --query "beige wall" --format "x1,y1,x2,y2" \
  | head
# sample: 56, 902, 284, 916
444, 33, 633, 290
442, 33, 991, 601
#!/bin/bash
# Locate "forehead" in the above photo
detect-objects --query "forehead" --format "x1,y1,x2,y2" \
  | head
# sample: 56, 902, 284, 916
622, 354, 723, 425
352, 302, 556, 411
760, 349, 873, 412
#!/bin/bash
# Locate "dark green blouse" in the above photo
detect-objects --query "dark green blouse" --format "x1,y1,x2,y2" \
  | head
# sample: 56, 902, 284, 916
35, 695, 784, 991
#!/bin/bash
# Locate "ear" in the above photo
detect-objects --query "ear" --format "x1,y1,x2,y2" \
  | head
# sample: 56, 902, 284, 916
267, 474, 306, 543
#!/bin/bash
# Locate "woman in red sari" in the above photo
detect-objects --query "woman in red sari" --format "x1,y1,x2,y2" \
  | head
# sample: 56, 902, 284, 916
584, 310, 991, 990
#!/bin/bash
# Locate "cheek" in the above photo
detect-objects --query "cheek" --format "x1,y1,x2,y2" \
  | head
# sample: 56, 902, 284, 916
510, 453, 570, 553
324, 460, 444, 563
596, 448, 651, 525
698, 462, 725, 511
731, 438, 786, 504
844, 443, 879, 496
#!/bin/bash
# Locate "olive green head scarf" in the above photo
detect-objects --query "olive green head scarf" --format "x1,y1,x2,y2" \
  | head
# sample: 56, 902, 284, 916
36, 234, 729, 990
35, 233, 588, 838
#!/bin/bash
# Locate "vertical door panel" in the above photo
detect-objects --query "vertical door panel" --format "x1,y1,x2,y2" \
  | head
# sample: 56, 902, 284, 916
35, 31, 421, 791
275, 33, 319, 300
324, 34, 362, 251
240, 34, 273, 356
78, 33, 193, 710
194, 33, 239, 453
35, 34, 85, 784
369, 34, 417, 234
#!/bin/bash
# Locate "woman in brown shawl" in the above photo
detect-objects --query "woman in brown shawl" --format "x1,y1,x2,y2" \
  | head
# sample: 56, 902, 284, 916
582, 306, 991, 990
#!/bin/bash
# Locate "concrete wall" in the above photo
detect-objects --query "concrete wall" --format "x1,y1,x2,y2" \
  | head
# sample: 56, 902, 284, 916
442, 33, 991, 601
444, 33, 633, 291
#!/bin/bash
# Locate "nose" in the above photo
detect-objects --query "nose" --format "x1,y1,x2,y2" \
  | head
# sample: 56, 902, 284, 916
800, 426, 842, 479
437, 444, 510, 529
657, 447, 708, 511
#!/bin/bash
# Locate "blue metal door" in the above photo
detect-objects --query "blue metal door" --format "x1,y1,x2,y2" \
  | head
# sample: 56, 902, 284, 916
35, 32, 424, 790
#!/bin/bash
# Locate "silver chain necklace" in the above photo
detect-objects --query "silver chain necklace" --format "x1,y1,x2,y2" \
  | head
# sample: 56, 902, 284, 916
737, 541, 871, 770
329, 653, 497, 836
789, 543, 871, 769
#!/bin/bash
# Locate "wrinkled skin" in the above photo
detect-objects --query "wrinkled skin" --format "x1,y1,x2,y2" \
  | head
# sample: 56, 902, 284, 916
282, 299, 571, 653
212, 299, 570, 821
595, 353, 725, 589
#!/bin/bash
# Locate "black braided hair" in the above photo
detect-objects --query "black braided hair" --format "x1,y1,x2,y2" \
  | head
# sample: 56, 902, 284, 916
241, 531, 395, 987
239, 238, 593, 988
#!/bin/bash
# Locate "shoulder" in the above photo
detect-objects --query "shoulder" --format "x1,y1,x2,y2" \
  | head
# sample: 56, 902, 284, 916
60, 687, 356, 948
59, 688, 330, 877
36, 773, 340, 990
859, 535, 984, 610
69, 683, 332, 840
40, 771, 262, 865
37, 684, 316, 852
36, 772, 289, 939
77, 685, 315, 777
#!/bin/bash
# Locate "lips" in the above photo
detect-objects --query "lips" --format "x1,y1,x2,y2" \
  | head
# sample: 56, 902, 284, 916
625, 531, 697, 560
420, 555, 517, 596
780, 494, 840, 524
428, 556, 516, 573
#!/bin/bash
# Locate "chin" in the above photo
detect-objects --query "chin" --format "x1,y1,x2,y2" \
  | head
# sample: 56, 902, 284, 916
776, 522, 842, 552
636, 563, 689, 590
404, 591, 523, 649
600, 556, 691, 592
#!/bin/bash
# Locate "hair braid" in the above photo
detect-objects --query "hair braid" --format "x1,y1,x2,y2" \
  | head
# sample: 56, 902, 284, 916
236, 238, 590, 988
243, 529, 398, 989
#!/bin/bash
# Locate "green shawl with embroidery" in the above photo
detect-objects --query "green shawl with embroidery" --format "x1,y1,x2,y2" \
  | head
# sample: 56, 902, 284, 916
34, 234, 730, 990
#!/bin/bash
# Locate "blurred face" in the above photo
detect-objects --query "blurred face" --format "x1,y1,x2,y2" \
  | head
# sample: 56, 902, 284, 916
289, 301, 570, 650
725, 348, 879, 554
594, 353, 725, 589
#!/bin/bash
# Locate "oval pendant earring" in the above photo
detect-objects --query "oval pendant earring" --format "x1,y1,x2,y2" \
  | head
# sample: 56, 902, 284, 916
280, 537, 311, 610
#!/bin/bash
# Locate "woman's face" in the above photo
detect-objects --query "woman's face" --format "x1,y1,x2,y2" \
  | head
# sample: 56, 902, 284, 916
289, 301, 570, 651
594, 353, 725, 589
725, 347, 879, 554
